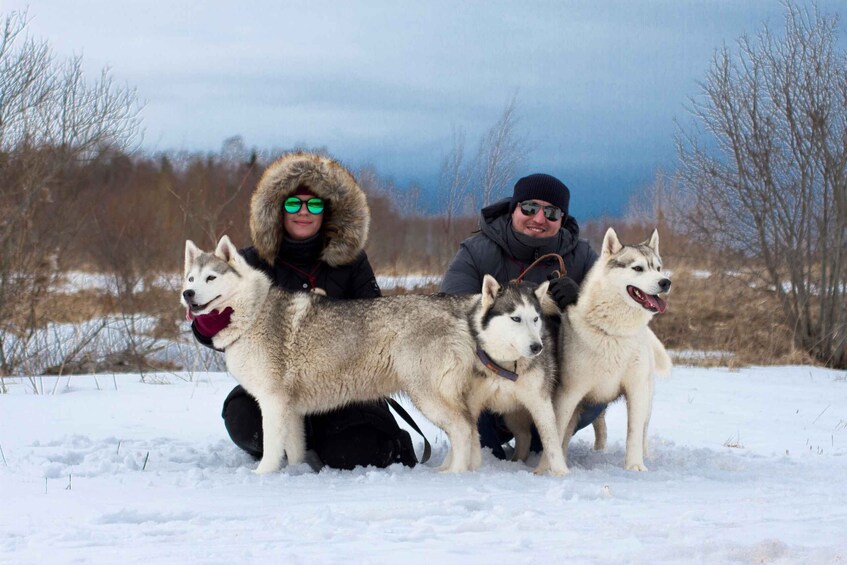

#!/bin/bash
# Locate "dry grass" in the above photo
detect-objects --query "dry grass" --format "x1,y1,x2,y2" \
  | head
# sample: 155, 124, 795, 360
31, 265, 822, 374
40, 288, 181, 340
651, 264, 816, 368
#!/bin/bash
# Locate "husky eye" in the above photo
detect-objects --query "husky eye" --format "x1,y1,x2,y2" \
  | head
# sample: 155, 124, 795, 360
633, 266, 644, 272
533, 316, 539, 323
511, 316, 521, 323
206, 275, 216, 282
188, 276, 194, 282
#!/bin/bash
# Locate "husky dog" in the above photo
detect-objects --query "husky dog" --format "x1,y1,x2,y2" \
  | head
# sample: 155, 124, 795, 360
181, 235, 565, 474
455, 277, 568, 476
536, 228, 672, 474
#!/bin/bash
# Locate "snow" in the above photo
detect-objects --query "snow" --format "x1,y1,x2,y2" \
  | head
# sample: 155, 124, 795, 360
1, 366, 846, 564
52, 272, 442, 295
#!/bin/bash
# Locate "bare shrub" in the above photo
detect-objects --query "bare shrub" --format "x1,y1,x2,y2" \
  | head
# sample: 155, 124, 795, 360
0, 10, 141, 376
675, 2, 847, 368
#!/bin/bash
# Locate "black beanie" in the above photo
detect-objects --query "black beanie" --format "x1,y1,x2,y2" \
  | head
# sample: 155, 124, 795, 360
509, 173, 570, 217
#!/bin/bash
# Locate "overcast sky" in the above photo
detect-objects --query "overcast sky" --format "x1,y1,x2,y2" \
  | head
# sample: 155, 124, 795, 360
4, 1, 845, 218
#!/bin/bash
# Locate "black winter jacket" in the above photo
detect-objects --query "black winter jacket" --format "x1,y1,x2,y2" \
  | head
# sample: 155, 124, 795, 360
441, 198, 598, 294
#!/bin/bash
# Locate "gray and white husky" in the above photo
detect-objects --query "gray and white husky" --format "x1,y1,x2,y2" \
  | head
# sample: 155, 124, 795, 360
181, 235, 567, 474
535, 228, 673, 474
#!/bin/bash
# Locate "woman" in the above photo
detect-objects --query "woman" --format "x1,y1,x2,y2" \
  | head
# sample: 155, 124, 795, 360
191, 152, 416, 470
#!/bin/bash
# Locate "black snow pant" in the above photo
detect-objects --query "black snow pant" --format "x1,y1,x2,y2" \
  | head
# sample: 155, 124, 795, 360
477, 403, 608, 460
221, 385, 417, 470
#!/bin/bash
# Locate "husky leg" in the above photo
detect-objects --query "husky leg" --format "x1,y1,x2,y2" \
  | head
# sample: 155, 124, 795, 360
254, 397, 287, 474
503, 410, 533, 462
469, 426, 482, 470
413, 395, 475, 472
623, 381, 653, 471
517, 395, 568, 476
463, 386, 488, 470
592, 409, 608, 451
281, 410, 306, 466
439, 424, 481, 471
535, 392, 580, 475
536, 392, 581, 475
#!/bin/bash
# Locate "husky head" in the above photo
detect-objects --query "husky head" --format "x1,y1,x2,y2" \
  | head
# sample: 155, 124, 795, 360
600, 228, 671, 315
181, 235, 252, 320
475, 274, 551, 363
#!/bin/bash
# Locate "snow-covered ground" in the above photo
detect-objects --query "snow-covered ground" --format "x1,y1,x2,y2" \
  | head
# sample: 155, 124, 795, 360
1, 365, 846, 564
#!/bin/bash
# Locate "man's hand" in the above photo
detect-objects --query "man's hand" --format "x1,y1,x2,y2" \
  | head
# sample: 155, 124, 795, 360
547, 275, 580, 309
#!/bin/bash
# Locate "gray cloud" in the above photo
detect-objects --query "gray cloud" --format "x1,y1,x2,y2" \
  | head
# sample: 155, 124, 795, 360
5, 0, 845, 216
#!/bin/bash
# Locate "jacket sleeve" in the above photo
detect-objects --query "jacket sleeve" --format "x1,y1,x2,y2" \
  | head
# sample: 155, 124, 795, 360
440, 244, 483, 295
567, 241, 600, 284
349, 252, 382, 298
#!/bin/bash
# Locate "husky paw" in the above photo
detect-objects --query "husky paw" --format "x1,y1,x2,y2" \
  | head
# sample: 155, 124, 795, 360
536, 465, 569, 477
625, 462, 648, 472
534, 460, 550, 475
440, 465, 470, 474
254, 460, 281, 474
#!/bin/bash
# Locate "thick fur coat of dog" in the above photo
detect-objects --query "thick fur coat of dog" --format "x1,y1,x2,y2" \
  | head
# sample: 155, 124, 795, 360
182, 236, 567, 474
536, 228, 672, 474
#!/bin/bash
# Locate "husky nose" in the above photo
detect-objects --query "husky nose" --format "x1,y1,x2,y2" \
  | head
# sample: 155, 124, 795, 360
182, 289, 195, 300
659, 278, 671, 292
530, 342, 543, 355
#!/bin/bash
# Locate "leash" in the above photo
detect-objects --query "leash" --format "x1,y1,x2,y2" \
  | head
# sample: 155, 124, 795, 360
386, 397, 432, 464
513, 252, 567, 283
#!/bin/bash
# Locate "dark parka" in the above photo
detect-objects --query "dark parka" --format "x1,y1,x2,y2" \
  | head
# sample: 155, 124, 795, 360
441, 198, 598, 294
193, 152, 415, 469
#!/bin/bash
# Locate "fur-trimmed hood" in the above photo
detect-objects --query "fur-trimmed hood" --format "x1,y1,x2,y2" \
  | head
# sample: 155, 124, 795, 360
250, 152, 370, 267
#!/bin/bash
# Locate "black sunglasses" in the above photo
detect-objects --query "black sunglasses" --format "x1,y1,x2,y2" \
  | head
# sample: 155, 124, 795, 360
519, 201, 563, 221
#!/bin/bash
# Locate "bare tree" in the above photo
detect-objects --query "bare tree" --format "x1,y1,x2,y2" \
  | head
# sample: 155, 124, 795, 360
0, 9, 141, 376
676, 2, 847, 368
437, 126, 475, 252
436, 95, 528, 255
474, 93, 527, 208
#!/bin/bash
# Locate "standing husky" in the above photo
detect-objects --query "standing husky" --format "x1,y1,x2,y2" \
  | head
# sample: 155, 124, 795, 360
536, 228, 672, 474
182, 235, 566, 474
458, 277, 568, 475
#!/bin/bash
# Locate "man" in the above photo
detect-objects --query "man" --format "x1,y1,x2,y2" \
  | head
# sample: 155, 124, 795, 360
441, 173, 606, 459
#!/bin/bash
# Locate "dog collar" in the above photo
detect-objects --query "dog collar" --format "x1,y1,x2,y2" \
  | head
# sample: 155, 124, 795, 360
476, 346, 519, 381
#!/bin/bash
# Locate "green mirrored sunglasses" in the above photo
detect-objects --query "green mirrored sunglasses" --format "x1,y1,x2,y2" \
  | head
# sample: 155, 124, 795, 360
284, 196, 325, 215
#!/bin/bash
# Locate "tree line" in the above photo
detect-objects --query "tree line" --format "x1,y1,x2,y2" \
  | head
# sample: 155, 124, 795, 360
1, 3, 845, 369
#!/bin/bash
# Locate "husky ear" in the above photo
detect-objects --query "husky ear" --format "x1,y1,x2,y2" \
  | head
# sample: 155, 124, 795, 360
646, 229, 660, 255
535, 280, 560, 315
215, 235, 241, 264
184, 240, 201, 276
534, 280, 550, 303
602, 227, 623, 256
481, 274, 501, 310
